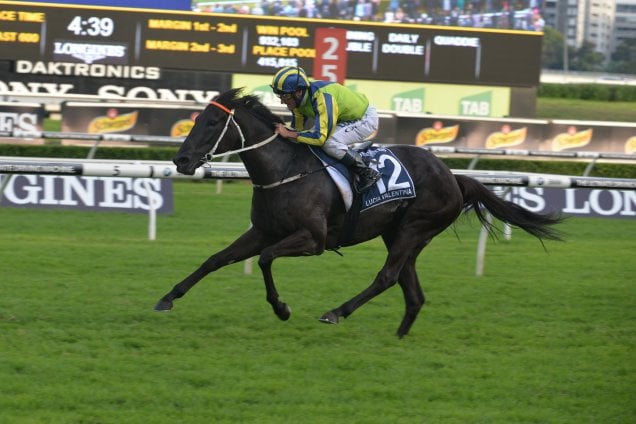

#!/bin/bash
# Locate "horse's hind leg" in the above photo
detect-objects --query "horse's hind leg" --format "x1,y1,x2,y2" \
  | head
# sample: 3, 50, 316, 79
154, 227, 268, 311
395, 254, 426, 338
319, 237, 411, 327
320, 228, 435, 337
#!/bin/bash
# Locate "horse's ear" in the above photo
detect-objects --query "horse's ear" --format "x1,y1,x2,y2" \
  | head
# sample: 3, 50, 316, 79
217, 87, 244, 104
233, 87, 245, 100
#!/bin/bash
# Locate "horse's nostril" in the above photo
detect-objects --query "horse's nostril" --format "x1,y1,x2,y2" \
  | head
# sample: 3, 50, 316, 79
173, 156, 189, 167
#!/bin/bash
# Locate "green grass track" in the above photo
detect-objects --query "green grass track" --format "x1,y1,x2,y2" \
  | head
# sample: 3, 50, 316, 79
1, 181, 634, 423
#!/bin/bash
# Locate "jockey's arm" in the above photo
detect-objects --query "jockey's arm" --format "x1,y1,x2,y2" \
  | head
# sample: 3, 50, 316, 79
274, 123, 299, 140
292, 92, 337, 146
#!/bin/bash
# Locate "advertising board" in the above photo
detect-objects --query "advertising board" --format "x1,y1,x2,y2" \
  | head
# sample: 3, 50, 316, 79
0, 174, 173, 214
0, 59, 230, 102
507, 187, 636, 220
0, 1, 542, 87
398, 115, 636, 155
0, 100, 45, 132
61, 102, 201, 137
233, 73, 512, 116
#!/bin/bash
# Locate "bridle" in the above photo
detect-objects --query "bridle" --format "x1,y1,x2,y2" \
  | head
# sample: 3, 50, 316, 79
203, 100, 278, 161
204, 99, 328, 189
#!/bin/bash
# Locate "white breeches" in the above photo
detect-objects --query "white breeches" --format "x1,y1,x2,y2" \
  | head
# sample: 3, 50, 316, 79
322, 106, 379, 160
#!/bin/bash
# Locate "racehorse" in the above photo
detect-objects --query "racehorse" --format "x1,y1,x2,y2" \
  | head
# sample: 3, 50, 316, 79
155, 88, 563, 338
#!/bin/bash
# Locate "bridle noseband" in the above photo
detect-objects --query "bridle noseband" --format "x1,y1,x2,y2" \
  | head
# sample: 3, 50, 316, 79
203, 100, 277, 161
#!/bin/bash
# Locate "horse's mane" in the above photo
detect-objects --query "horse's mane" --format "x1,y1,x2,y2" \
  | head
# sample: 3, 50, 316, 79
215, 87, 284, 130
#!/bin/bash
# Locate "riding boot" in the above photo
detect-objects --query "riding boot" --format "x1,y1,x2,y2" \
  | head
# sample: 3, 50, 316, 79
340, 150, 381, 193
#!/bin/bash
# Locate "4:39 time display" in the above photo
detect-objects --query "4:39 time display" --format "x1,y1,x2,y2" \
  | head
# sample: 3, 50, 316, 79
67, 16, 114, 37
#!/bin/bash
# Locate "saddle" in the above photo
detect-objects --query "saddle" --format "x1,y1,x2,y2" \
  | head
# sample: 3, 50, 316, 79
308, 144, 416, 212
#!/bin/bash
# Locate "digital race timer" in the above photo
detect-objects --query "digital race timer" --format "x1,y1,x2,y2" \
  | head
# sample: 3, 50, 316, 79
66, 16, 115, 37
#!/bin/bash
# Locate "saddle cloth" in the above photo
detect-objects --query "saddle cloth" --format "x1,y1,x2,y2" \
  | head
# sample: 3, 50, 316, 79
308, 145, 416, 212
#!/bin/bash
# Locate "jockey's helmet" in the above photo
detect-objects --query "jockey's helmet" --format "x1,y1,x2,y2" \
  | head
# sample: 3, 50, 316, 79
271, 66, 310, 95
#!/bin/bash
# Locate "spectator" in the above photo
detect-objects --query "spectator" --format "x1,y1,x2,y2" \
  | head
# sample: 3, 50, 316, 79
193, 0, 545, 33
238, 3, 251, 14
281, 1, 298, 16
530, 7, 544, 31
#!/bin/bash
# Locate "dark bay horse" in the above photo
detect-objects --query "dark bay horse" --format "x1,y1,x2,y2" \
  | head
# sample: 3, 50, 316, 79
155, 88, 562, 337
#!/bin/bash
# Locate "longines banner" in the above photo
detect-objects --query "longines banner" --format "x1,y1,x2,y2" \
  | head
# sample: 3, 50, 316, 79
0, 174, 173, 214
0, 101, 45, 132
505, 186, 635, 220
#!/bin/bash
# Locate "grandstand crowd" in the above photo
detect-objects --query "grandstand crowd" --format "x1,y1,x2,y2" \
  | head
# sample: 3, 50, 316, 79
193, 0, 545, 31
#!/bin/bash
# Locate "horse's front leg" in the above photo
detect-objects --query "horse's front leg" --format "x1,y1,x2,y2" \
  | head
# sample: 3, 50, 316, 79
257, 228, 325, 321
154, 227, 269, 312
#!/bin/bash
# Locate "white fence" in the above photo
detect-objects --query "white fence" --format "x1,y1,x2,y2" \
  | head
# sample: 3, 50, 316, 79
1, 157, 635, 189
2, 157, 635, 276
3, 129, 635, 161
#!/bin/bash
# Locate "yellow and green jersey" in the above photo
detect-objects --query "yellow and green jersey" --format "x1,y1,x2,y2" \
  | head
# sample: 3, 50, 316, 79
291, 81, 369, 146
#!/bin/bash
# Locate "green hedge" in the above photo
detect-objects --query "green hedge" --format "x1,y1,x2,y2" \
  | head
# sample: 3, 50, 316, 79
442, 158, 636, 179
0, 144, 179, 161
538, 83, 636, 102
2, 144, 633, 179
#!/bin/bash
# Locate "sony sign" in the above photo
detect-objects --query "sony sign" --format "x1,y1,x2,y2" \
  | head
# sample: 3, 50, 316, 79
0, 175, 173, 214
504, 187, 636, 219
0, 79, 218, 103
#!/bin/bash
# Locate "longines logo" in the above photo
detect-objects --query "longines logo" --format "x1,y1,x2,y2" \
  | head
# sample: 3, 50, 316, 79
0, 112, 39, 132
0, 175, 173, 214
506, 187, 635, 219
53, 40, 128, 64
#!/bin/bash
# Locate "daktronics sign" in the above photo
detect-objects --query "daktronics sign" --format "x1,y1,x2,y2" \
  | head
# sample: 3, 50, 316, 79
0, 174, 173, 214
15, 60, 160, 79
0, 60, 229, 102
0, 2, 543, 86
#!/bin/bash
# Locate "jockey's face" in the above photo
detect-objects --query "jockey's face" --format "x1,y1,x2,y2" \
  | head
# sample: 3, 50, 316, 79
278, 89, 303, 111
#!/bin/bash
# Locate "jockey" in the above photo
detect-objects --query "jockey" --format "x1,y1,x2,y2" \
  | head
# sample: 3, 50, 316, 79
270, 66, 381, 193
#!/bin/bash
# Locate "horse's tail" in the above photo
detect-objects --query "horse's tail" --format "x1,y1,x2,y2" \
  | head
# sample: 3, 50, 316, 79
455, 174, 564, 242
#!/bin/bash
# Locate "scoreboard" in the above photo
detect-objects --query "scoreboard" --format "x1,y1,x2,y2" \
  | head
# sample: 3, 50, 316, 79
0, 1, 543, 86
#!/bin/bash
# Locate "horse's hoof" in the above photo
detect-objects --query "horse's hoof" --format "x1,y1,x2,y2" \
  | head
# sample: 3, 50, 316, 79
276, 303, 291, 321
319, 311, 339, 325
154, 299, 173, 312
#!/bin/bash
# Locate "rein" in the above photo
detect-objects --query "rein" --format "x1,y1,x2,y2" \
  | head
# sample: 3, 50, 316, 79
203, 100, 278, 160
251, 165, 328, 189
205, 100, 329, 189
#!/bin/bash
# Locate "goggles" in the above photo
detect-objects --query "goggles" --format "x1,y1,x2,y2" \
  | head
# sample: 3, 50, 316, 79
271, 85, 300, 100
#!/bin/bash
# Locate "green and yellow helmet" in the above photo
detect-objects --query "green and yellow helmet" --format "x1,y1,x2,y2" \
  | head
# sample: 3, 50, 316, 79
270, 66, 310, 95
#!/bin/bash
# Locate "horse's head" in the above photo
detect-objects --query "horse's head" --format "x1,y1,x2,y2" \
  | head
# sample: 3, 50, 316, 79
173, 88, 283, 175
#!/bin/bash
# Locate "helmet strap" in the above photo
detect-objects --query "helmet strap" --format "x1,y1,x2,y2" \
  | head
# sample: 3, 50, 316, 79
293, 89, 306, 106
